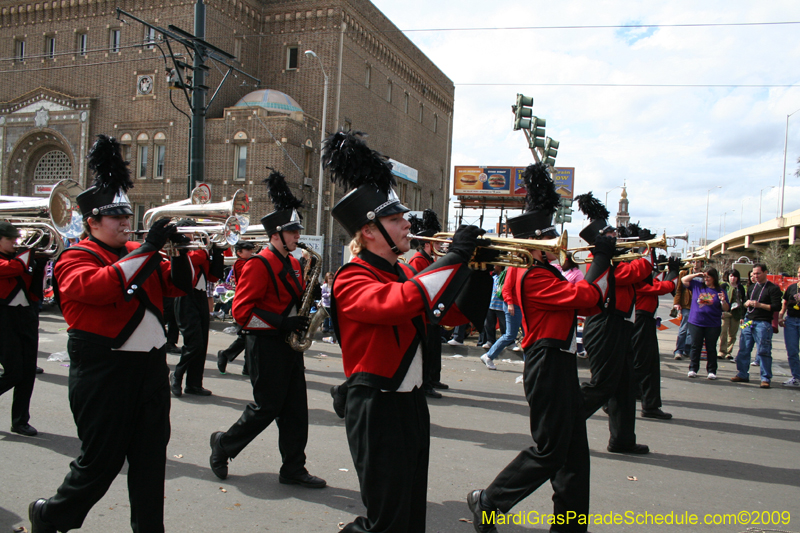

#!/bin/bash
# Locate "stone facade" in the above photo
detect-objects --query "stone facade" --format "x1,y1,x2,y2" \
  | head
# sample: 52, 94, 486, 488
0, 0, 454, 269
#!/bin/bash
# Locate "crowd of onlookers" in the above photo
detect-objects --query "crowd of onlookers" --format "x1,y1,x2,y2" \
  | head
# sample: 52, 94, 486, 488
673, 261, 799, 388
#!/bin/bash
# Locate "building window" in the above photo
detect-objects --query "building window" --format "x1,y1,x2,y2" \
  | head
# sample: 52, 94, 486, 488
15, 39, 25, 61
144, 27, 155, 49
110, 29, 121, 53
365, 65, 371, 88
433, 114, 438, 133
430, 191, 435, 209
386, 80, 392, 102
234, 38, 243, 62
419, 103, 424, 123
401, 182, 407, 203
137, 145, 149, 178
234, 144, 247, 181
77, 33, 87, 56
136, 205, 146, 231
440, 169, 444, 189
155, 145, 165, 179
34, 150, 72, 181
404, 93, 409, 114
46, 36, 56, 59
286, 46, 298, 70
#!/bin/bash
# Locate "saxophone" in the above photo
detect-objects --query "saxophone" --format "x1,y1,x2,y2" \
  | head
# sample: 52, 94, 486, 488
288, 243, 329, 352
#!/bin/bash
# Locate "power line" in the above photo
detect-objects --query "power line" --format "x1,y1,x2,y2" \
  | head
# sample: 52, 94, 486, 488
397, 21, 800, 32
455, 83, 798, 88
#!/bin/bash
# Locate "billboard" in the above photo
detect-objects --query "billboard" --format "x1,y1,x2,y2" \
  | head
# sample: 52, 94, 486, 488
455, 166, 575, 199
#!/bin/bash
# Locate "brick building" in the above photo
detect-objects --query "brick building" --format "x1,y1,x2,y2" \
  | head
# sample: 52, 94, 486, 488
0, 0, 454, 269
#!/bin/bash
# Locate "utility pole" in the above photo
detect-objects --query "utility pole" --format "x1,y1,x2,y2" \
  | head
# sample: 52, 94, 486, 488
117, 5, 260, 198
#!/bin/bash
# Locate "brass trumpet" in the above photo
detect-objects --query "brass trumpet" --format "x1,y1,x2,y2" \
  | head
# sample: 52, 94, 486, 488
409, 231, 569, 269
569, 234, 668, 264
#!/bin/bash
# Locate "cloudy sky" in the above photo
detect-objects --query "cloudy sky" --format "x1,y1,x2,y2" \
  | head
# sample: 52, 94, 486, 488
371, 0, 800, 247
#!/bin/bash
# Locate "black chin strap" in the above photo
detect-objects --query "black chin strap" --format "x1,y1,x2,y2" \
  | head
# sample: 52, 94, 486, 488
374, 219, 401, 255
278, 231, 289, 252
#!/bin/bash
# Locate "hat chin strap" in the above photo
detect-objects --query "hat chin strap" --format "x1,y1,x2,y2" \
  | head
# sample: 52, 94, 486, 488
278, 231, 290, 253
374, 219, 401, 255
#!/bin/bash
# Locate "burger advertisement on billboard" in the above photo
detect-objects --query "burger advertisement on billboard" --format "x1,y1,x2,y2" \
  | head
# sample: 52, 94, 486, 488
453, 167, 512, 195
455, 166, 575, 199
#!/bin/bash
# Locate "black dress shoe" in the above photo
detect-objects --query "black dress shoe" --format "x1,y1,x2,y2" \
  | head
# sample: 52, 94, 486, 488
209, 431, 229, 480
466, 490, 498, 533
184, 386, 212, 396
242, 365, 249, 377
217, 350, 228, 374
607, 443, 650, 454
423, 386, 442, 399
11, 424, 38, 437
29, 498, 57, 533
166, 344, 182, 355
432, 381, 449, 390
278, 471, 327, 489
330, 385, 346, 419
641, 408, 673, 420
35, 366, 44, 374
169, 373, 182, 397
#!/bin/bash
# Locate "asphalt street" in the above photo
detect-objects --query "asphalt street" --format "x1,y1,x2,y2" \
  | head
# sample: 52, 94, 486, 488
1, 296, 798, 533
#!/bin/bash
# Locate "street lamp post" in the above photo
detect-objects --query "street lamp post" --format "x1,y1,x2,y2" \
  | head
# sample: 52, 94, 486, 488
304, 50, 329, 237
779, 107, 800, 218
759, 185, 775, 224
704, 186, 721, 248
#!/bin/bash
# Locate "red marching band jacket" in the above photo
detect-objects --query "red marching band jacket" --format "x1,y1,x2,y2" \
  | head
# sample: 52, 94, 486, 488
515, 262, 608, 352
0, 249, 35, 305
331, 250, 471, 391
635, 276, 676, 317
55, 239, 187, 348
186, 249, 219, 291
407, 250, 434, 273
232, 244, 304, 335
610, 257, 654, 319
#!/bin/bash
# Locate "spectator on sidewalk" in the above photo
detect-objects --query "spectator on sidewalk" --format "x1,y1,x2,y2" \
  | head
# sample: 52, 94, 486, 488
481, 266, 524, 370
732, 264, 783, 388
480, 265, 507, 349
719, 269, 746, 360
682, 267, 729, 380
778, 265, 800, 388
673, 259, 704, 360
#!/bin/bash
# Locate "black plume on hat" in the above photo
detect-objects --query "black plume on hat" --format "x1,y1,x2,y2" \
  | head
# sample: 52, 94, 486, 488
408, 213, 424, 236
522, 163, 560, 216
625, 222, 641, 238
87, 135, 133, 192
575, 192, 609, 221
265, 168, 304, 214
322, 131, 396, 194
422, 209, 442, 234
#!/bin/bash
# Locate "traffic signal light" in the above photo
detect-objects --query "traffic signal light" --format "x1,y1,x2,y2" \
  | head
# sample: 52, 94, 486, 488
543, 138, 559, 167
559, 197, 573, 223
528, 117, 546, 148
513, 94, 534, 130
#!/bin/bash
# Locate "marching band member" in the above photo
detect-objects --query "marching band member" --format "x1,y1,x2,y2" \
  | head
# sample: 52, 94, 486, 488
29, 135, 192, 533
408, 208, 449, 397
0, 221, 45, 437
170, 221, 224, 397
209, 170, 325, 489
467, 163, 614, 533
575, 194, 652, 454
216, 240, 256, 375
324, 131, 489, 533
632, 240, 681, 421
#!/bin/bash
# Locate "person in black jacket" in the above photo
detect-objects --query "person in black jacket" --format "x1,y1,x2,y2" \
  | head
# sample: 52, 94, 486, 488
731, 263, 783, 388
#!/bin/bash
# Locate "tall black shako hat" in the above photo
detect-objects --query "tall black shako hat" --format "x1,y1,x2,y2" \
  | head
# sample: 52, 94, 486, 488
323, 130, 409, 254
575, 192, 612, 245
507, 163, 560, 239
260, 168, 304, 237
77, 135, 134, 219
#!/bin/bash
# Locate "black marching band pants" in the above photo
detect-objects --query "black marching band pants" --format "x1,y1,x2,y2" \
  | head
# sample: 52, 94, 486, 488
423, 325, 442, 387
485, 347, 590, 533
631, 311, 663, 411
0, 305, 38, 428
43, 340, 170, 532
342, 385, 430, 533
580, 313, 639, 449
174, 289, 210, 388
217, 335, 308, 477
162, 296, 179, 346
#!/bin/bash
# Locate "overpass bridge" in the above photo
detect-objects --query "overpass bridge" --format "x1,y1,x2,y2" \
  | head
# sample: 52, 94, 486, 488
704, 208, 800, 258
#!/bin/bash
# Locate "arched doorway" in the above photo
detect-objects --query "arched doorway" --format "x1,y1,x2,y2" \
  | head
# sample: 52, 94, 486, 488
4, 131, 75, 197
